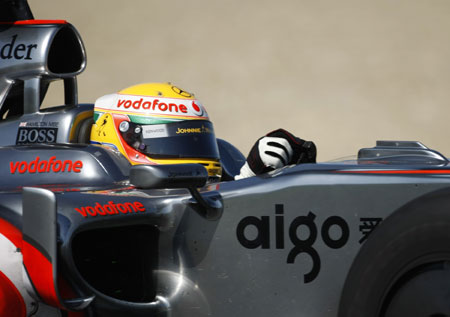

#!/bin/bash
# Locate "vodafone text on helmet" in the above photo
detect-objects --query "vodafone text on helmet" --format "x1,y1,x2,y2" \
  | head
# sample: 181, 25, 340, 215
116, 97, 205, 117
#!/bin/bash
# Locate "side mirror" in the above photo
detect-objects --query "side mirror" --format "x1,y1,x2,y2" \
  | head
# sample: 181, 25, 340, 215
130, 164, 222, 220
130, 164, 208, 189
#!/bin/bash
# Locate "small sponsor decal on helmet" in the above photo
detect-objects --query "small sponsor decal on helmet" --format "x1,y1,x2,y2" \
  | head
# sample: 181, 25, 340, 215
191, 100, 205, 117
142, 124, 169, 139
175, 124, 213, 134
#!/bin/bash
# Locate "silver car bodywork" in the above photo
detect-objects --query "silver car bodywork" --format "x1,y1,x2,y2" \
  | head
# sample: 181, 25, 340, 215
1, 3, 450, 317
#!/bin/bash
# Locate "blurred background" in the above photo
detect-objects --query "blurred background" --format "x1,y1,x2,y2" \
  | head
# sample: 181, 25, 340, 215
29, 0, 450, 161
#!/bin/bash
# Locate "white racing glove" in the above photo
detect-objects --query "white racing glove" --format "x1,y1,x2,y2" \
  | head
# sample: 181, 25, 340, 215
235, 129, 316, 180
235, 137, 293, 179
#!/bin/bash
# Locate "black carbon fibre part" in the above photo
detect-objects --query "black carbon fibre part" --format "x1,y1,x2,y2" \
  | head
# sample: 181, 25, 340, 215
0, 0, 34, 22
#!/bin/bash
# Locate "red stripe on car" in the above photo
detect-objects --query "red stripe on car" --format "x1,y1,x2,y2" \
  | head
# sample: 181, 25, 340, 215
0, 218, 22, 248
337, 169, 450, 174
0, 270, 26, 317
22, 240, 60, 308
0, 20, 67, 25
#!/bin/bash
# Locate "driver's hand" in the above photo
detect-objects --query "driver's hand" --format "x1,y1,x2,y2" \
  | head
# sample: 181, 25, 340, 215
235, 129, 316, 179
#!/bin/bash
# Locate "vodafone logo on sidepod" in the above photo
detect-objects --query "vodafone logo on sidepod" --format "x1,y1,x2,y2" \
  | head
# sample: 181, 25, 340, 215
113, 95, 208, 118
75, 201, 146, 218
10, 156, 83, 174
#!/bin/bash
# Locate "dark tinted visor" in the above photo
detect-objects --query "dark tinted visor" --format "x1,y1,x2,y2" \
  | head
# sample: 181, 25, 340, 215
140, 120, 220, 159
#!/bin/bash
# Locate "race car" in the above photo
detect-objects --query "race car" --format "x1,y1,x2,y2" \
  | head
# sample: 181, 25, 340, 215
1, 1, 450, 316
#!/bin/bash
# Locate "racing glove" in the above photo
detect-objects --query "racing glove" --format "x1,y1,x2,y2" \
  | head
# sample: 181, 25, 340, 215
235, 129, 316, 179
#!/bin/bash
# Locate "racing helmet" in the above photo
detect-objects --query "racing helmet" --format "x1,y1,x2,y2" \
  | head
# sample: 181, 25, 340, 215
90, 83, 222, 181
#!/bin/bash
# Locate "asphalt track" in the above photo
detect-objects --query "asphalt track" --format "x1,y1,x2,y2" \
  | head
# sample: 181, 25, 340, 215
30, 0, 450, 161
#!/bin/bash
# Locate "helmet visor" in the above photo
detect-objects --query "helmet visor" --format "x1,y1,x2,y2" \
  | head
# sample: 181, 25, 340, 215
138, 120, 220, 159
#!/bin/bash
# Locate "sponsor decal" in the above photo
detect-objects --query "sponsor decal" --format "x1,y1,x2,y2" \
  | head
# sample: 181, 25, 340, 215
359, 217, 382, 243
236, 204, 350, 283
0, 35, 38, 60
175, 125, 212, 134
117, 97, 188, 113
176, 127, 201, 134
9, 156, 83, 174
142, 124, 169, 139
16, 127, 57, 144
142, 123, 213, 139
190, 100, 205, 117
19, 122, 59, 127
236, 204, 384, 283
115, 95, 207, 118
16, 122, 59, 144
75, 201, 146, 218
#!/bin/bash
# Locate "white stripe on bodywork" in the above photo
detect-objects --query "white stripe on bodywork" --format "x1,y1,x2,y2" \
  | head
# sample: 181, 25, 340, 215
0, 233, 62, 316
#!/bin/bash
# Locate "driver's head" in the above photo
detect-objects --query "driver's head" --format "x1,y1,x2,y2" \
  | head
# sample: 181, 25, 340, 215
90, 83, 222, 182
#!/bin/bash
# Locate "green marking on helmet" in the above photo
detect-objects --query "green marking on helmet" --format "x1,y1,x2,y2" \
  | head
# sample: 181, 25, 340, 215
93, 112, 101, 122
93, 112, 182, 125
127, 115, 181, 125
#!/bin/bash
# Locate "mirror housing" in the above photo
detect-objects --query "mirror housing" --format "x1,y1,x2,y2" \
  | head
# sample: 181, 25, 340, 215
130, 164, 208, 189
130, 164, 222, 220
